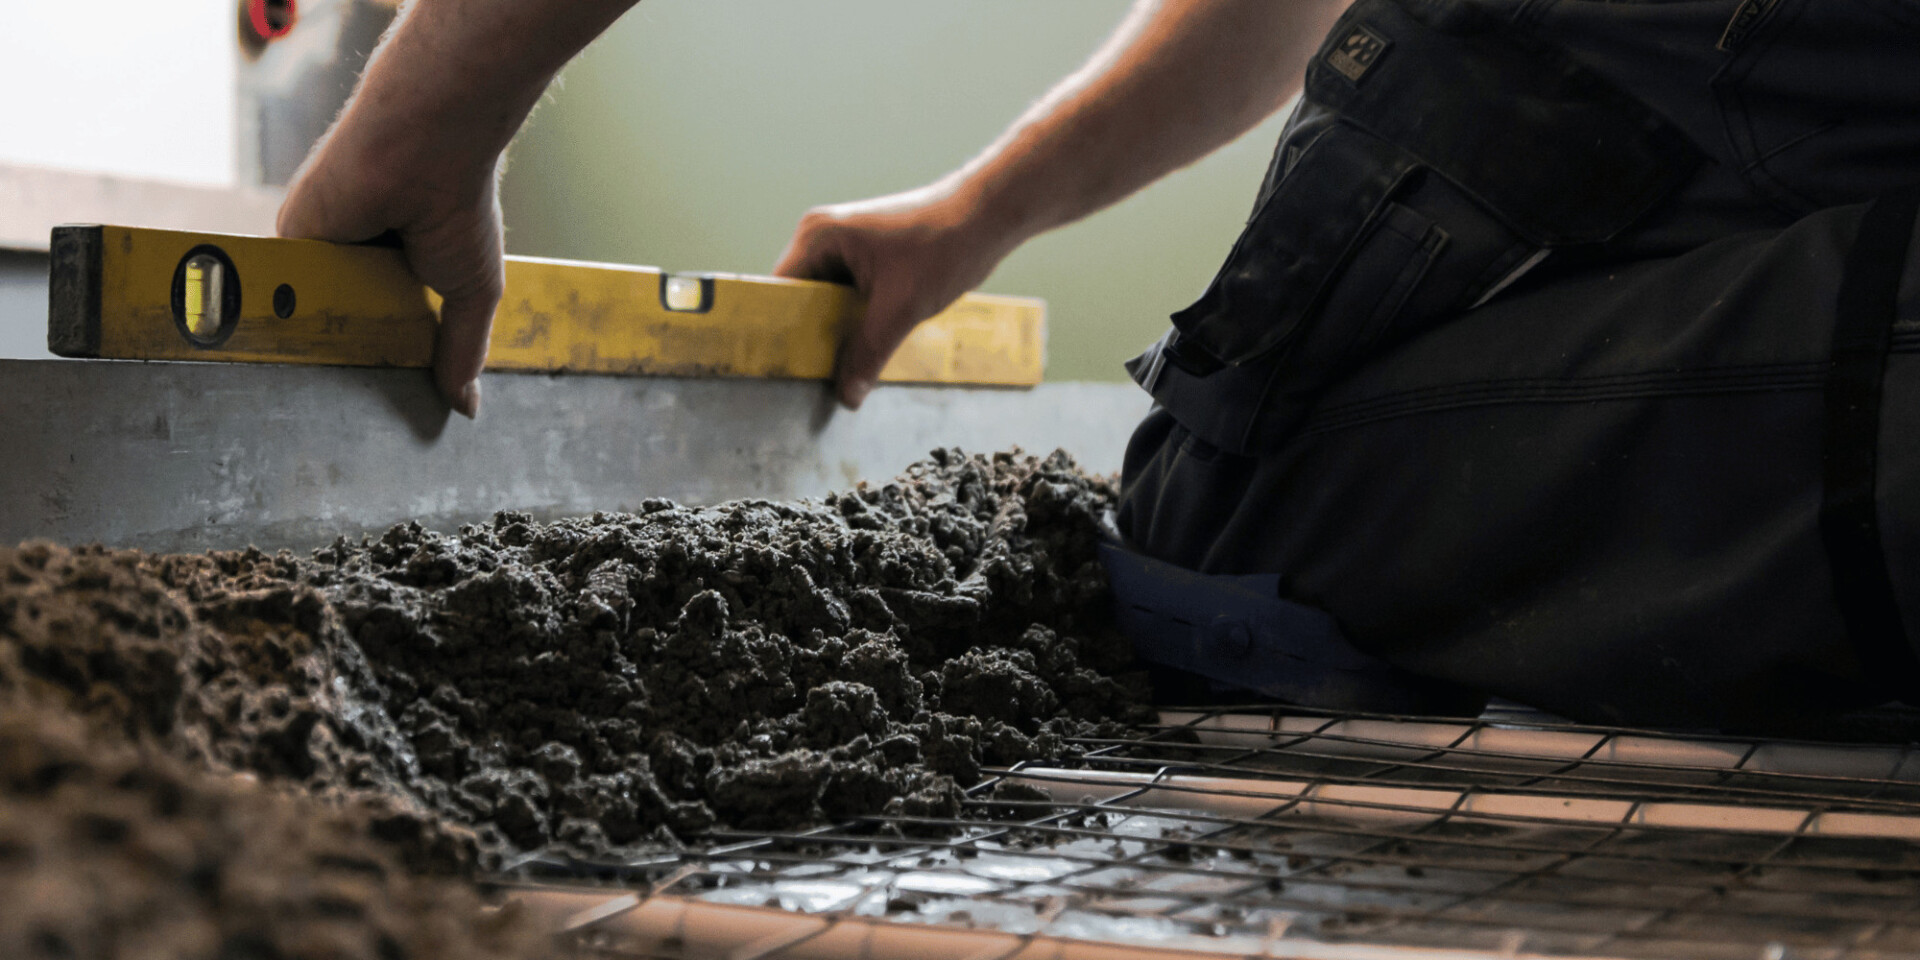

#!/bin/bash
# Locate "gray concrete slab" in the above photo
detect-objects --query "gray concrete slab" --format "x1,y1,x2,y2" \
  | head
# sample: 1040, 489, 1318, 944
0, 359, 1147, 553
0, 250, 51, 360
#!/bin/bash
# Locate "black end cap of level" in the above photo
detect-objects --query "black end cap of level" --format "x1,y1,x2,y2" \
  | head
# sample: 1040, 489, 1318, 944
48, 224, 104, 358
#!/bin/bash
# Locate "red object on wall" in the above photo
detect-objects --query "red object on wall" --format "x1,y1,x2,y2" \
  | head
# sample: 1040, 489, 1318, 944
247, 0, 297, 41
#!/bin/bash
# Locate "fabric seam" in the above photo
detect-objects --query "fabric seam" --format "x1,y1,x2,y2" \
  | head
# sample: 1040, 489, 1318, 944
1297, 360, 1832, 438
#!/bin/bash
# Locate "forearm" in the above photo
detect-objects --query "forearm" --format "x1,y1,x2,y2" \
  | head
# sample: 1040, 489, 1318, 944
319, 0, 639, 184
280, 0, 638, 418
951, 0, 1352, 248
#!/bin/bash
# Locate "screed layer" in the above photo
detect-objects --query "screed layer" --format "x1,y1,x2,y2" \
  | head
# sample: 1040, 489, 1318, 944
1, 449, 1149, 872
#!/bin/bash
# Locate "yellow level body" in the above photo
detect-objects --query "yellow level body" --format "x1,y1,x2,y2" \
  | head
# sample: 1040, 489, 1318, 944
48, 225, 1046, 387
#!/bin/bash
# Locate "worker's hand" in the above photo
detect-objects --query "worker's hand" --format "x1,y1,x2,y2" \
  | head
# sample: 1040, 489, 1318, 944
775, 186, 1018, 409
277, 112, 506, 420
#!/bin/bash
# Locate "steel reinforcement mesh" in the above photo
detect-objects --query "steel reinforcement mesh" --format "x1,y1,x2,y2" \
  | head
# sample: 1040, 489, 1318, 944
497, 705, 1920, 960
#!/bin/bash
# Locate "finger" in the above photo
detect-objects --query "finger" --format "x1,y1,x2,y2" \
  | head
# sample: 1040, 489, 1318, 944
276, 170, 386, 244
433, 283, 500, 418
834, 290, 922, 411
771, 232, 822, 279
275, 173, 325, 239
773, 217, 856, 286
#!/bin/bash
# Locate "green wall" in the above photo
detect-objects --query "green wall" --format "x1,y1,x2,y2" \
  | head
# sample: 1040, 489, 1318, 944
499, 0, 1293, 383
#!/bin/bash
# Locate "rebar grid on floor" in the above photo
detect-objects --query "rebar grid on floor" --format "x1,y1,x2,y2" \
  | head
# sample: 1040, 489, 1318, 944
499, 705, 1920, 960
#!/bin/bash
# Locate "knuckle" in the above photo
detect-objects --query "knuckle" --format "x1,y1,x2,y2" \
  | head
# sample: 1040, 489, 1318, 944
797, 212, 844, 245
433, 258, 506, 303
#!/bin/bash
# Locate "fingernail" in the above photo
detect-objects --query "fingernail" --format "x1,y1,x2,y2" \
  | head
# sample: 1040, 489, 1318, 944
455, 379, 481, 419
845, 378, 874, 410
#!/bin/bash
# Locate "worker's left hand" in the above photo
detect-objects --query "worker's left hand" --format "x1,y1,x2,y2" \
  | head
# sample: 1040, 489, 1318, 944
775, 185, 1019, 409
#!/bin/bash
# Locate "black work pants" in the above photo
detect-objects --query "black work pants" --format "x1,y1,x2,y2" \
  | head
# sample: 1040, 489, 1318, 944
1119, 201, 1920, 729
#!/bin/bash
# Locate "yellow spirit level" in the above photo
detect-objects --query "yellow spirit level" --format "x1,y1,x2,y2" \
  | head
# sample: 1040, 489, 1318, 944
48, 225, 1045, 386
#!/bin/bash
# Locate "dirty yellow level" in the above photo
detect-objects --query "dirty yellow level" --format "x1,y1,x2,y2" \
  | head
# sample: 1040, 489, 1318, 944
48, 225, 1046, 387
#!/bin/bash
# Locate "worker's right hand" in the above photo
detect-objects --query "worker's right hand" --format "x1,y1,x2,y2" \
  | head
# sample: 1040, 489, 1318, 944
277, 114, 506, 420
775, 185, 1020, 410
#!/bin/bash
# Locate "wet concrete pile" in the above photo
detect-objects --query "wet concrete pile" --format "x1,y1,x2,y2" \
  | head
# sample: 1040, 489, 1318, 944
0, 449, 1147, 954
292, 447, 1148, 855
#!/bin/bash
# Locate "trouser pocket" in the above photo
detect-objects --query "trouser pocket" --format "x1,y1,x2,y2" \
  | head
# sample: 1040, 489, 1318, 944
1133, 0, 1698, 456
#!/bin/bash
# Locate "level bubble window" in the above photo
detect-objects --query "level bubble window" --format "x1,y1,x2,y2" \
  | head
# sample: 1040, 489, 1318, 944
183, 255, 226, 341
661, 274, 712, 313
171, 245, 242, 348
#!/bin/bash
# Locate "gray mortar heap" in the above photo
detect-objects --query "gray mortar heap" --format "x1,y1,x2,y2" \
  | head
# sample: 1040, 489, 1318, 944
0, 448, 1152, 874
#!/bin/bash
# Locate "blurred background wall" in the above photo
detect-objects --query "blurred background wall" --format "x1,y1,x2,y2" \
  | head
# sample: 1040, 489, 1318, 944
500, 0, 1296, 383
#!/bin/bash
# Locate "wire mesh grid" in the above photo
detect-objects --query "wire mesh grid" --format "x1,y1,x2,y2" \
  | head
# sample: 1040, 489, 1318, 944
497, 705, 1920, 960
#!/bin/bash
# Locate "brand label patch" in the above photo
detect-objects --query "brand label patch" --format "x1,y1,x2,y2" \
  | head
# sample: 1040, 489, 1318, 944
1717, 0, 1780, 53
1326, 24, 1390, 83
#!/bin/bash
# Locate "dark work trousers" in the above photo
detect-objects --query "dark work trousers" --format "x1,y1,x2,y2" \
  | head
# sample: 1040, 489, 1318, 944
1116, 0, 1920, 729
